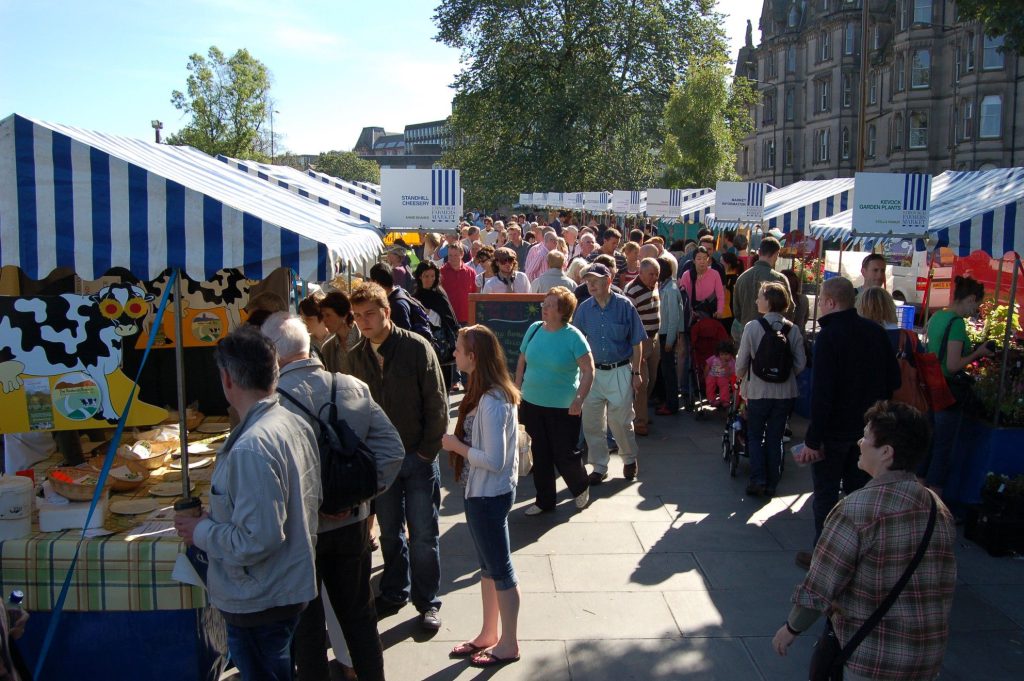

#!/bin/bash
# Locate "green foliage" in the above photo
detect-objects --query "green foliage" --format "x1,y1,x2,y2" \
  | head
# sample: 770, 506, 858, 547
167, 46, 273, 159
434, 0, 727, 207
957, 0, 1024, 55
661, 61, 758, 188
312, 151, 381, 184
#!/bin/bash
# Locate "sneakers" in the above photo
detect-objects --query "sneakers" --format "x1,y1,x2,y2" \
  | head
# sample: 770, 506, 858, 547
795, 551, 813, 571
623, 462, 638, 481
524, 504, 546, 516
420, 607, 442, 631
574, 487, 590, 509
587, 471, 608, 485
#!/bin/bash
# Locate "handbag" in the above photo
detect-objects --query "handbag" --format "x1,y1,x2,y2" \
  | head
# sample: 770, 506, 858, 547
915, 319, 957, 412
808, 496, 938, 681
892, 330, 929, 413
935, 316, 983, 414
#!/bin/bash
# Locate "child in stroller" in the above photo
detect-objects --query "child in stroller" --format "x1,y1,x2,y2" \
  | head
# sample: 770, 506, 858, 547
687, 316, 730, 414
704, 340, 736, 408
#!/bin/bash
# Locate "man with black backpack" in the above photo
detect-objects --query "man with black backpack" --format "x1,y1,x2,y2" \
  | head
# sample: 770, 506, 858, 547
794, 277, 900, 570
343, 283, 449, 632
263, 313, 405, 681
370, 263, 436, 342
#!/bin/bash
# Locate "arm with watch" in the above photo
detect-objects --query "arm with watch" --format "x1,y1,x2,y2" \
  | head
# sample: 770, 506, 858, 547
631, 342, 643, 393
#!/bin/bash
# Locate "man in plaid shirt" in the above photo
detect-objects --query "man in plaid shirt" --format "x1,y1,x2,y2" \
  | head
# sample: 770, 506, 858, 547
772, 401, 956, 680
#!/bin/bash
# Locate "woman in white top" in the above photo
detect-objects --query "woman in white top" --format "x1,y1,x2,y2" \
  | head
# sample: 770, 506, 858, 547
735, 281, 807, 497
441, 325, 522, 668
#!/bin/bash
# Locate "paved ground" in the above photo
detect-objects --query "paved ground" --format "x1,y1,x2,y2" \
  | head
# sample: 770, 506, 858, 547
373, 404, 1024, 680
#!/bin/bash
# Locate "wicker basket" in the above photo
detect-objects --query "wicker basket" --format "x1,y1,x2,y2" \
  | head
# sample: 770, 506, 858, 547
119, 441, 176, 470
88, 457, 151, 492
48, 467, 110, 501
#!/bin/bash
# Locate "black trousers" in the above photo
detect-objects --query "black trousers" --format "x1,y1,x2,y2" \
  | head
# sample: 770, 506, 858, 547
520, 400, 589, 510
294, 518, 385, 681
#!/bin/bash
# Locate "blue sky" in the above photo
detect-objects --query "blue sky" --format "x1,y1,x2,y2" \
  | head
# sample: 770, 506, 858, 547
1, 0, 755, 154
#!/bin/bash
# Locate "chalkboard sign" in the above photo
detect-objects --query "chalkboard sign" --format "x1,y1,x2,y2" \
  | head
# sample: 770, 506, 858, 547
468, 293, 545, 374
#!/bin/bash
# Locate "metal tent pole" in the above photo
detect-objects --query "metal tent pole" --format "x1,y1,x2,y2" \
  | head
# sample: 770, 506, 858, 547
994, 255, 1022, 427
171, 269, 199, 513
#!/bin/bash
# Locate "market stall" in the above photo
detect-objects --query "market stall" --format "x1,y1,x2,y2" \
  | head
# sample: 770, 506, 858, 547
0, 112, 382, 679
707, 178, 853, 234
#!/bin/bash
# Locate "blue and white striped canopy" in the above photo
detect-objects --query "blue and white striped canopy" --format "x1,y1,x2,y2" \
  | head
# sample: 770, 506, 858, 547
679, 191, 717, 224
708, 179, 853, 233
218, 156, 382, 227
0, 114, 383, 281
809, 169, 1024, 257
304, 168, 382, 206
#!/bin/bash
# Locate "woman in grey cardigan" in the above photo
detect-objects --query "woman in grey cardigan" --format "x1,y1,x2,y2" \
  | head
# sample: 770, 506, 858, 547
736, 282, 807, 497
441, 325, 522, 668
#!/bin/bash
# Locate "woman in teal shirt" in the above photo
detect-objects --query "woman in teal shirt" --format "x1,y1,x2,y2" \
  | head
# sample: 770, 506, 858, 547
515, 287, 595, 515
923, 276, 994, 495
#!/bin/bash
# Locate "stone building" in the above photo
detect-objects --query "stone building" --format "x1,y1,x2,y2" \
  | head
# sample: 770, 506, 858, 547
353, 119, 449, 169
736, 1, 1024, 184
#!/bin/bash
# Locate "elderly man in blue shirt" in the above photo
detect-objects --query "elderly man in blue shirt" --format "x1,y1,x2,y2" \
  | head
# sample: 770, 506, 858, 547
572, 263, 647, 483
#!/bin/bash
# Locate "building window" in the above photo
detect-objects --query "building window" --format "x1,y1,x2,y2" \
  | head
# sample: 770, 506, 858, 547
788, 6, 799, 28
911, 49, 930, 88
816, 78, 831, 112
909, 112, 928, 149
845, 23, 856, 55
869, 71, 878, 104
785, 88, 795, 121
784, 137, 794, 166
899, 0, 908, 31
980, 95, 1002, 138
841, 127, 851, 159
873, 25, 881, 50
893, 114, 904, 150
984, 35, 1005, 70
820, 31, 831, 61
763, 139, 776, 170
913, 0, 931, 24
965, 32, 976, 72
816, 128, 831, 162
842, 73, 853, 107
895, 55, 906, 92
742, 147, 749, 174
867, 125, 877, 157
962, 98, 974, 139
763, 91, 776, 123
821, 0, 829, 10
787, 45, 796, 73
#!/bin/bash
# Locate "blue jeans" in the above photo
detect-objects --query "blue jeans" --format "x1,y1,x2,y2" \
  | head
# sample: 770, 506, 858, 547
226, 614, 300, 681
746, 398, 793, 489
924, 405, 964, 489
465, 491, 518, 590
375, 452, 442, 612
810, 440, 869, 543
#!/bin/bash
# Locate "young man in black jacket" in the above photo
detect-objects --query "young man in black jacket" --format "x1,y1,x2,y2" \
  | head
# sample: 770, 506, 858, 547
794, 277, 901, 569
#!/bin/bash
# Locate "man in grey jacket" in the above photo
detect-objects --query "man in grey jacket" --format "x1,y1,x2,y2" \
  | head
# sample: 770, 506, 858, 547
263, 313, 405, 681
730, 236, 792, 345
344, 283, 449, 632
174, 326, 320, 681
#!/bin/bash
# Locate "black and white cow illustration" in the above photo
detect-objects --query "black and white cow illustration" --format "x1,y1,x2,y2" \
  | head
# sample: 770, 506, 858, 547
0, 283, 153, 422
142, 269, 254, 337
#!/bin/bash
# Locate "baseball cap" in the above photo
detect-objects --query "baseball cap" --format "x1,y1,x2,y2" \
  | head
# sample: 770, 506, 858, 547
583, 263, 612, 280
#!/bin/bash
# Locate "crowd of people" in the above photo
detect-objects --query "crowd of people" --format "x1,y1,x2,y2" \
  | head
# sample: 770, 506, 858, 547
164, 210, 996, 681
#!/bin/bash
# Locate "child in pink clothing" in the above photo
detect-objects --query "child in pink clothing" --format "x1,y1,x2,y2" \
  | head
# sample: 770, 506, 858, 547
705, 341, 736, 407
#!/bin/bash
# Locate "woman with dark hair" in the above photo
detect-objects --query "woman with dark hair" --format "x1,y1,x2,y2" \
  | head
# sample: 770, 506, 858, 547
922, 275, 995, 497
441, 326, 522, 668
679, 246, 724, 320
298, 292, 330, 361
319, 291, 360, 373
780, 268, 809, 333
413, 260, 460, 387
721, 251, 745, 334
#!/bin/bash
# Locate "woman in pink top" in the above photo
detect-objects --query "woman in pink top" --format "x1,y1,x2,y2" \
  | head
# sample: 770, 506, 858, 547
679, 247, 724, 318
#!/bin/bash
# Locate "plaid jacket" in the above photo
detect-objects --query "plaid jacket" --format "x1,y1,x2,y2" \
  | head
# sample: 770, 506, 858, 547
794, 471, 957, 680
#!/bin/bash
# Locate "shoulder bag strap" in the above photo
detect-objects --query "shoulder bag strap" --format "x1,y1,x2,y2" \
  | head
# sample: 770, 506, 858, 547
938, 315, 958, 370
835, 495, 938, 666
276, 387, 316, 421
521, 322, 543, 367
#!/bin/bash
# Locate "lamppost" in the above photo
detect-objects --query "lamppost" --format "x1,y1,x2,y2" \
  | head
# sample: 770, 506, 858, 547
270, 109, 280, 162
151, 120, 163, 144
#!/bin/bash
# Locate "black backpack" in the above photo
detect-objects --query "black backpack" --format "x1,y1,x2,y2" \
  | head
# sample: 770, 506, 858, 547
393, 289, 435, 343
751, 317, 794, 383
276, 374, 378, 515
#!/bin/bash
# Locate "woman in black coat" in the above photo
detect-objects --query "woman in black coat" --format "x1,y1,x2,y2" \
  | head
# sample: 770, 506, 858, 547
414, 260, 460, 389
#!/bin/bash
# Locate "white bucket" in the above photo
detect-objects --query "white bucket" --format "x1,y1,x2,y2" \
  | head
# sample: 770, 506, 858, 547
0, 475, 34, 540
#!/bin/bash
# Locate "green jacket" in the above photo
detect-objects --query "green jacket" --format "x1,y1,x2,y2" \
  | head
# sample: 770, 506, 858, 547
342, 325, 448, 461
730, 260, 792, 343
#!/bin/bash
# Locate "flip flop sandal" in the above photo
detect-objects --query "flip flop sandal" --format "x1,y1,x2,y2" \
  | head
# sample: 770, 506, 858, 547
470, 651, 521, 668
449, 642, 488, 658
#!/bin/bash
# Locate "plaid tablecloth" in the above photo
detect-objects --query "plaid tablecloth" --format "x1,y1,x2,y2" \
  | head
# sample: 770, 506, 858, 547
0, 424, 228, 613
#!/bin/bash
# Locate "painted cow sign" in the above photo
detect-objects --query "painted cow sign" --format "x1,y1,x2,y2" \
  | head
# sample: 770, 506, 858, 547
0, 283, 152, 423
142, 269, 254, 338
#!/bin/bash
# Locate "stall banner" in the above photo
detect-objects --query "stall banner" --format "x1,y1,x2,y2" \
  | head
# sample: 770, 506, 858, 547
584, 192, 611, 213
381, 168, 463, 230
550, 192, 565, 209
518, 193, 532, 207
0, 283, 168, 433
852, 172, 931, 236
468, 294, 545, 375
567, 192, 584, 211
646, 189, 685, 217
715, 181, 766, 221
535, 192, 548, 208
612, 190, 646, 214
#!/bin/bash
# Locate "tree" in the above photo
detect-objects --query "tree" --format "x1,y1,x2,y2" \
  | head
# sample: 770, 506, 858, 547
956, 1, 1024, 55
434, 0, 726, 207
661, 61, 758, 188
167, 46, 273, 159
312, 151, 381, 184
